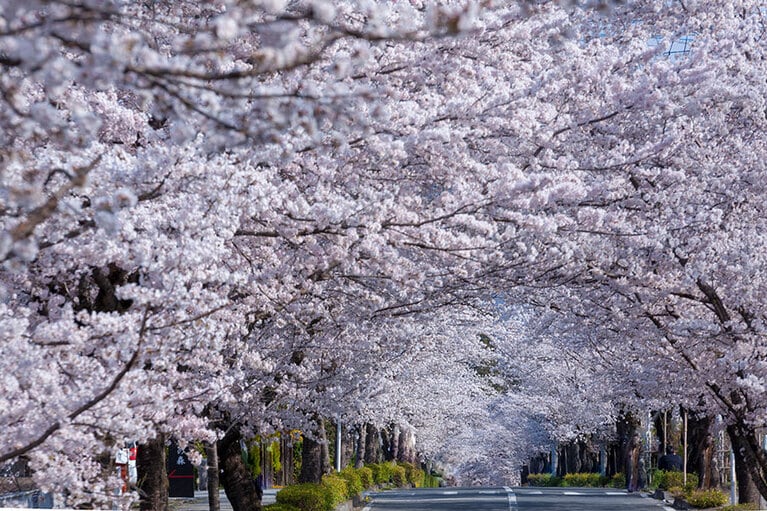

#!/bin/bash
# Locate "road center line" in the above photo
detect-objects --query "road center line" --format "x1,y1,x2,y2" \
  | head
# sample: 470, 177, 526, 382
503, 486, 518, 511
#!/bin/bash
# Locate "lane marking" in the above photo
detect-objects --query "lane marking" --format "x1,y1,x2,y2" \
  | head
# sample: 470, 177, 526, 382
443, 491, 458, 495
605, 491, 627, 495
503, 486, 518, 511
563, 491, 584, 495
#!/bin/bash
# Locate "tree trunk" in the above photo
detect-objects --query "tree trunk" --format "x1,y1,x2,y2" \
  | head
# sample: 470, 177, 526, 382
355, 426, 366, 469
687, 413, 718, 489
299, 435, 324, 483
364, 424, 381, 464
727, 423, 765, 504
218, 429, 261, 511
206, 442, 220, 511
319, 420, 332, 476
137, 434, 168, 511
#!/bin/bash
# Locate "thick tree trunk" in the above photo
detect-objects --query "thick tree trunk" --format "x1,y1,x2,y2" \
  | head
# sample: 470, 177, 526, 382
687, 413, 718, 489
137, 434, 168, 511
355, 426, 366, 468
727, 423, 766, 504
319, 421, 332, 476
364, 424, 381, 464
218, 429, 261, 511
300, 435, 324, 483
397, 428, 416, 464
206, 442, 220, 511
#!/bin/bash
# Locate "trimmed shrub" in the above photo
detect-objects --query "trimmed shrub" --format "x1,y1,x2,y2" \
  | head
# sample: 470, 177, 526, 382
391, 464, 407, 487
652, 470, 698, 493
423, 473, 441, 488
527, 473, 563, 487
263, 504, 301, 511
321, 473, 350, 507
358, 466, 374, 489
370, 463, 393, 485
685, 489, 729, 509
610, 472, 626, 489
339, 467, 363, 497
275, 483, 331, 511
563, 473, 602, 488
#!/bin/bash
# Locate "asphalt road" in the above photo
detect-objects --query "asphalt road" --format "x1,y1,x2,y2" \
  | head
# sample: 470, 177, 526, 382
364, 486, 675, 511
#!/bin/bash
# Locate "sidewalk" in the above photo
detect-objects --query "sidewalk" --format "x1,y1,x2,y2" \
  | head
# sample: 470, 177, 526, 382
173, 489, 278, 511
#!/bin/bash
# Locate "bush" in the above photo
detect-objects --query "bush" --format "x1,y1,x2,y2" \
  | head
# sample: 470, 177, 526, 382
321, 474, 349, 507
263, 505, 301, 511
563, 473, 602, 488
720, 504, 758, 511
685, 489, 729, 509
358, 466, 374, 489
339, 467, 363, 497
527, 473, 563, 487
276, 483, 331, 511
423, 473, 441, 488
610, 472, 626, 489
370, 463, 393, 485
652, 470, 698, 493
391, 464, 407, 487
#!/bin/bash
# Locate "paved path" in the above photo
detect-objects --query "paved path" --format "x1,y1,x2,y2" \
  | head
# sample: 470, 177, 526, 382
363, 487, 674, 511
173, 489, 278, 510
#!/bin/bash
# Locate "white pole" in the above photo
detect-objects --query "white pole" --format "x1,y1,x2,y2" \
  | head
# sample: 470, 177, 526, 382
335, 417, 342, 472
683, 410, 688, 486
730, 448, 737, 505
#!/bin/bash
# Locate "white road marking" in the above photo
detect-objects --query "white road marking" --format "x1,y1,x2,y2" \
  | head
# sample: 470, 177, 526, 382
563, 491, 584, 495
504, 486, 518, 511
443, 491, 458, 495
605, 491, 627, 495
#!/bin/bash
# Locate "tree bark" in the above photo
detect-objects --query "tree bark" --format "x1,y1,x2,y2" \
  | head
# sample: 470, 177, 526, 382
354, 426, 366, 469
687, 413, 718, 489
364, 424, 381, 464
218, 428, 261, 511
299, 435, 324, 483
727, 423, 766, 504
206, 442, 220, 511
137, 434, 168, 511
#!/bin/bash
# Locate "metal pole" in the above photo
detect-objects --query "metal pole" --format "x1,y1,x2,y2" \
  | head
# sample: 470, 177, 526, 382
683, 411, 688, 486
663, 411, 668, 454
730, 449, 737, 505
335, 417, 342, 472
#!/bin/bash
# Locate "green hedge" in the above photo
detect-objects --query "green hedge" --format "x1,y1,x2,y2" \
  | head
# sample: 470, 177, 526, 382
263, 505, 301, 511
391, 464, 407, 487
399, 462, 425, 488
275, 483, 331, 511
562, 473, 605, 487
611, 472, 626, 488
339, 467, 363, 496
527, 473, 563, 487
357, 466, 374, 489
321, 474, 349, 507
686, 489, 728, 509
651, 470, 698, 493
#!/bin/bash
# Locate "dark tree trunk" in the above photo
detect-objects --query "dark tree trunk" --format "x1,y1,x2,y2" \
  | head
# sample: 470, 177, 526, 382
615, 412, 640, 488
364, 424, 381, 464
206, 442, 220, 511
381, 425, 395, 462
687, 413, 718, 489
319, 420, 331, 476
218, 428, 261, 511
354, 426, 366, 469
300, 435, 324, 483
137, 435, 168, 511
728, 423, 765, 504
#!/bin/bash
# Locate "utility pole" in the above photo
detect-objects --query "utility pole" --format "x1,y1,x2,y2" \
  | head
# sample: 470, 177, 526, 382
335, 417, 342, 472
683, 410, 688, 486
730, 448, 736, 505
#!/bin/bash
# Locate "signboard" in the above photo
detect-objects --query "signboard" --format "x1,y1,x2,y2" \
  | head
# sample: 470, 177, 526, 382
166, 442, 195, 498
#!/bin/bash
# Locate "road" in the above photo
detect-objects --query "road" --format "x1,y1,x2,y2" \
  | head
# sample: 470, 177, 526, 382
363, 486, 675, 511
